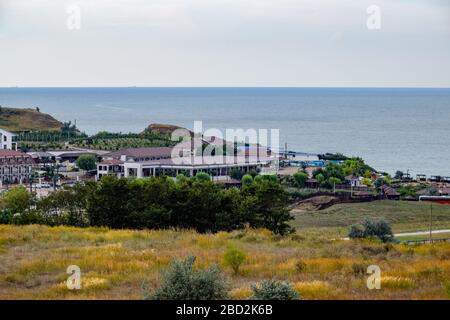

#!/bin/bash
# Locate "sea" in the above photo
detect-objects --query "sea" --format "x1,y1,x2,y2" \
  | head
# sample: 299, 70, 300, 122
0, 87, 449, 176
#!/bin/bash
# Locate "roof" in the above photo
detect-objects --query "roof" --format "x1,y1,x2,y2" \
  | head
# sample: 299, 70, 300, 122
0, 128, 16, 135
345, 175, 359, 180
381, 185, 400, 196
280, 151, 318, 156
57, 152, 97, 158
134, 155, 272, 167
28, 151, 54, 158
104, 147, 173, 159
100, 159, 124, 165
0, 150, 30, 158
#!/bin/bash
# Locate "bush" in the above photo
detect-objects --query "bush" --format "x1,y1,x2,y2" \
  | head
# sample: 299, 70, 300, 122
76, 154, 97, 171
146, 256, 228, 300
0, 186, 35, 214
241, 174, 253, 186
195, 172, 211, 182
351, 262, 368, 276
251, 280, 300, 300
0, 209, 13, 224
348, 225, 365, 239
222, 246, 246, 275
362, 218, 394, 243
293, 172, 308, 188
11, 210, 44, 225
230, 168, 244, 180
348, 218, 395, 243
295, 260, 307, 273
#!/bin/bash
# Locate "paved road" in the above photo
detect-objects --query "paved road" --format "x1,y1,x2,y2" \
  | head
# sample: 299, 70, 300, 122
341, 229, 450, 240
394, 229, 450, 237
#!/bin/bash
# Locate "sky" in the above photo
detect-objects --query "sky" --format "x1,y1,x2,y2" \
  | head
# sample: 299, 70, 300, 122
0, 0, 449, 87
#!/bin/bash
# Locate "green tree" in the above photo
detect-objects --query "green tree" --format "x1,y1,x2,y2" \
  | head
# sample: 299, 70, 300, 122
37, 184, 90, 227
293, 172, 308, 188
222, 246, 246, 275
0, 186, 35, 214
195, 172, 211, 182
328, 177, 341, 188
230, 168, 244, 180
342, 157, 372, 176
315, 173, 325, 185
394, 171, 404, 180
76, 154, 97, 171
243, 179, 294, 235
241, 174, 254, 186
87, 177, 132, 228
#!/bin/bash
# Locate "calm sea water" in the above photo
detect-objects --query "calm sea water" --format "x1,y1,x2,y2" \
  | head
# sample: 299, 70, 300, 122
0, 87, 449, 176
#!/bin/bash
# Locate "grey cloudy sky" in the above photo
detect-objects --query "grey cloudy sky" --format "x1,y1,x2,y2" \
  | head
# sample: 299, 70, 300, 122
0, 0, 449, 87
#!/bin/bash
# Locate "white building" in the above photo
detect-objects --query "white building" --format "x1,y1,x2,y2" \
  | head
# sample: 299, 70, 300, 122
0, 129, 18, 151
96, 147, 274, 180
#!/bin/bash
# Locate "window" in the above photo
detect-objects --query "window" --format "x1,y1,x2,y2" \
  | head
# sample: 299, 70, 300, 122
3, 145, 6, 149
3, 136, 7, 142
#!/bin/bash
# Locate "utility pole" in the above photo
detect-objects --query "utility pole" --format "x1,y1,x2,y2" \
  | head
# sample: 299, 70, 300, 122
429, 202, 433, 244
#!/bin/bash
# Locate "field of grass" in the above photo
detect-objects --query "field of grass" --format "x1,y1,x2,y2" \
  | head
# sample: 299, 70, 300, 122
291, 200, 450, 237
1, 225, 450, 300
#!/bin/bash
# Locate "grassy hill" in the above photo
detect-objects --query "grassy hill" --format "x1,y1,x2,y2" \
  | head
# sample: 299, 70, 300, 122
0, 225, 449, 300
145, 123, 190, 135
0, 107, 62, 132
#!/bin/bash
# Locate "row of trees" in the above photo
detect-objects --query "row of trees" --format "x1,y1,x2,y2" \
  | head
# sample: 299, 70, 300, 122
0, 175, 294, 235
289, 157, 389, 189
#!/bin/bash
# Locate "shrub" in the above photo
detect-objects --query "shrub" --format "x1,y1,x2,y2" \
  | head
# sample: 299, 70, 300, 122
362, 218, 394, 243
348, 225, 365, 239
230, 168, 244, 180
11, 210, 44, 225
222, 246, 246, 275
348, 218, 394, 243
76, 154, 97, 171
351, 262, 368, 276
0, 209, 13, 224
195, 172, 211, 182
0, 186, 35, 214
145, 256, 228, 300
293, 172, 308, 188
251, 280, 300, 300
295, 260, 307, 273
241, 174, 254, 186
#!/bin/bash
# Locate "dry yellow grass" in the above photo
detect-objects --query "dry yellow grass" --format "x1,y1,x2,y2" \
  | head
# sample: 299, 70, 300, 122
0, 224, 450, 300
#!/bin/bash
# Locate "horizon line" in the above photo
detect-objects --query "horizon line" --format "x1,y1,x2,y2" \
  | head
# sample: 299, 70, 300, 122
1, 86, 450, 89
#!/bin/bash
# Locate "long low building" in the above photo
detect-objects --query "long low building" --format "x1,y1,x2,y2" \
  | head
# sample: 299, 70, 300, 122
97, 147, 275, 180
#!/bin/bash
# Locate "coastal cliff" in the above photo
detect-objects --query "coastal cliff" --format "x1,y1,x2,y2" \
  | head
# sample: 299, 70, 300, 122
0, 107, 62, 132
